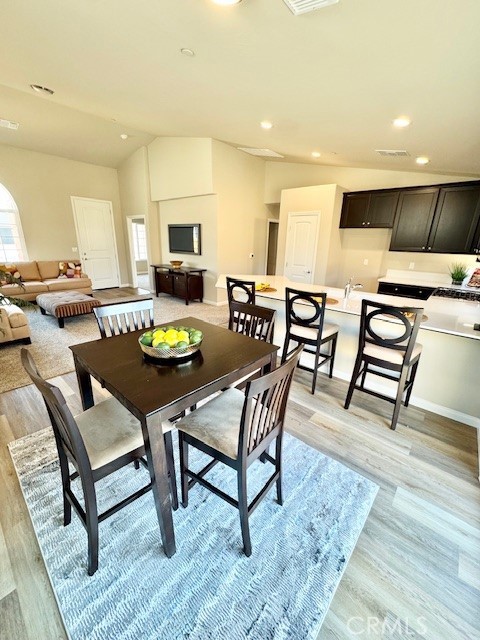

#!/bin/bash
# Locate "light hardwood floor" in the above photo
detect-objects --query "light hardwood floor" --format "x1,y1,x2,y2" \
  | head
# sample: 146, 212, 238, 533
0, 367, 479, 639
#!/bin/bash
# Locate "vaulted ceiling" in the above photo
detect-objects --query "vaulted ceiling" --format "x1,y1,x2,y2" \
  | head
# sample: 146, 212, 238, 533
1, 0, 479, 175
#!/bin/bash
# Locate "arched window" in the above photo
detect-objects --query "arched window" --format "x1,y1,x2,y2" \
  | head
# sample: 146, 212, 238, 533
0, 183, 28, 262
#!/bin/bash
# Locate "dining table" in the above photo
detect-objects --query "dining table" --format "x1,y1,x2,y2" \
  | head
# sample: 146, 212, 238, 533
69, 316, 279, 557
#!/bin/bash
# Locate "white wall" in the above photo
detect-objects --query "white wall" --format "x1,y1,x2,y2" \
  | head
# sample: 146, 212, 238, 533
276, 184, 346, 287
0, 143, 128, 282
212, 140, 269, 278
148, 138, 213, 201
264, 162, 475, 204
118, 147, 160, 286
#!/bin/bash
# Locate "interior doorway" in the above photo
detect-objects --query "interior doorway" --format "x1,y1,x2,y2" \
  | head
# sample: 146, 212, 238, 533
265, 219, 279, 275
126, 215, 150, 290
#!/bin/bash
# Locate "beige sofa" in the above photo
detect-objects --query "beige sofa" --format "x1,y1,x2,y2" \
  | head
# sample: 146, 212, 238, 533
0, 304, 31, 345
0, 260, 92, 302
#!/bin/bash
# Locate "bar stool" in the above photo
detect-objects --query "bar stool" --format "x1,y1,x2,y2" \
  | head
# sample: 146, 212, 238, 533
344, 299, 423, 430
281, 287, 339, 394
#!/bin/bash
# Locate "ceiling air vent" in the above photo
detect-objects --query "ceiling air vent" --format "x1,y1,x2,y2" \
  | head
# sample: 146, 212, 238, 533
0, 118, 19, 130
375, 149, 410, 157
283, 0, 339, 16
237, 147, 284, 158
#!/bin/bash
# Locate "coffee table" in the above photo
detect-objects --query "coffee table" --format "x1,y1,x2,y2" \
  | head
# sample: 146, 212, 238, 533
70, 317, 278, 557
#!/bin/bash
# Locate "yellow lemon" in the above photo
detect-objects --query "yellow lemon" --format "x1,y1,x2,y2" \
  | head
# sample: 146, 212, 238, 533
164, 329, 179, 347
153, 329, 166, 340
177, 330, 189, 343
152, 337, 166, 348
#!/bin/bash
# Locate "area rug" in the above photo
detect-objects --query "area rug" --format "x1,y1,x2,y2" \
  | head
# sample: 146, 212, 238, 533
0, 296, 229, 393
9, 428, 378, 640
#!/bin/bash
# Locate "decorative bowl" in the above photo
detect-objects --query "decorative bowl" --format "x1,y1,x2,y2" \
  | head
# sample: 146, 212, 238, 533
170, 260, 183, 269
138, 325, 203, 360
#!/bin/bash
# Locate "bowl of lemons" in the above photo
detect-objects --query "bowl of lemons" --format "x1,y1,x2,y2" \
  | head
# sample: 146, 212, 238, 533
139, 325, 203, 360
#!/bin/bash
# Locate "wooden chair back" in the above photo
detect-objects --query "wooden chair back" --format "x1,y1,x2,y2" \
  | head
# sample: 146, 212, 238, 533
94, 298, 154, 338
229, 301, 276, 343
240, 345, 302, 457
285, 287, 327, 338
226, 277, 256, 306
359, 299, 423, 364
21, 349, 91, 475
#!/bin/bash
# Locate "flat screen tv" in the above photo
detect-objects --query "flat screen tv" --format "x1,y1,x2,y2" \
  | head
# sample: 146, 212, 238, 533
168, 223, 201, 255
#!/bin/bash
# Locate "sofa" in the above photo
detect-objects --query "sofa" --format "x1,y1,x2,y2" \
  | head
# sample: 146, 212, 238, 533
0, 304, 31, 345
0, 260, 92, 302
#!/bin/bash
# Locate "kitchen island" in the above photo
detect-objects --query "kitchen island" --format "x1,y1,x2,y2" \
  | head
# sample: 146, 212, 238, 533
216, 274, 480, 430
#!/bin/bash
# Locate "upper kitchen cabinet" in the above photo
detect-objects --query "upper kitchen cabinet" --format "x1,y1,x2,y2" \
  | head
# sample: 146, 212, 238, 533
432, 184, 480, 254
340, 190, 399, 228
390, 182, 480, 253
390, 188, 439, 251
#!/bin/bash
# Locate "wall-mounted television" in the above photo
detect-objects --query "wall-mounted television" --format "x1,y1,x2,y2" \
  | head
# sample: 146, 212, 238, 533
168, 223, 201, 255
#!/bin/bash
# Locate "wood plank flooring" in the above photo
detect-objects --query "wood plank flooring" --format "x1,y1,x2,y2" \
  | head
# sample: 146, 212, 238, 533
0, 367, 479, 639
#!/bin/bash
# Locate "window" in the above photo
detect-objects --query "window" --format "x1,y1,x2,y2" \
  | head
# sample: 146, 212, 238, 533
132, 221, 147, 261
0, 183, 28, 262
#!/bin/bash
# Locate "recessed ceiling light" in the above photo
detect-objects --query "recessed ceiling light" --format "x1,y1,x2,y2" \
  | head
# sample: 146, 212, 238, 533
393, 116, 411, 128
212, 0, 242, 5
120, 134, 129, 140
416, 156, 429, 165
260, 121, 273, 130
30, 84, 55, 95
311, 151, 321, 158
180, 48, 195, 57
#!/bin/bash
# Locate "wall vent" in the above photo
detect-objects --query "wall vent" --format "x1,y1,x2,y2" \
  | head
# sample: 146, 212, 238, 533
282, 0, 339, 16
237, 147, 284, 158
375, 149, 410, 157
0, 118, 19, 130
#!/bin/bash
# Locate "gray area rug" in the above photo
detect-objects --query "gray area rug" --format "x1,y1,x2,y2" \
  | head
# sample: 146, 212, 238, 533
0, 295, 229, 393
9, 428, 378, 640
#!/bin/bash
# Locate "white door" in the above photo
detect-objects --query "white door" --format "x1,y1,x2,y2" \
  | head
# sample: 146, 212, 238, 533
284, 212, 320, 284
71, 197, 120, 289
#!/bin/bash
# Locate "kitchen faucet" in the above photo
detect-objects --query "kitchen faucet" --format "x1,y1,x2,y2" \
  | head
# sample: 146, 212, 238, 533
344, 276, 363, 300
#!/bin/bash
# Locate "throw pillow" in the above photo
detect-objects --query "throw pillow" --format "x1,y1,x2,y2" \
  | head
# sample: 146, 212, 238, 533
59, 261, 81, 279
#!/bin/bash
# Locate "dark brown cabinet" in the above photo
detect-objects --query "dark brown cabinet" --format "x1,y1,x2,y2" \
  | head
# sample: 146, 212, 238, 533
340, 190, 399, 228
151, 265, 206, 305
389, 188, 439, 251
390, 183, 480, 253
377, 282, 435, 300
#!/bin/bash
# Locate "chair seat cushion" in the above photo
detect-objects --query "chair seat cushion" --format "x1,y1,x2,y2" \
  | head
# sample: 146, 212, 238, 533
75, 397, 172, 470
75, 397, 144, 470
290, 322, 339, 342
364, 341, 422, 366
176, 388, 245, 459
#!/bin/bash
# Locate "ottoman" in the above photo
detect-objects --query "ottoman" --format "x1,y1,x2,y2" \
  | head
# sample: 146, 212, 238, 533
36, 291, 101, 328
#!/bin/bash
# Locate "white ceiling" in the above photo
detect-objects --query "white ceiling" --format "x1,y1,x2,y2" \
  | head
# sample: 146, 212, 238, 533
1, 0, 479, 175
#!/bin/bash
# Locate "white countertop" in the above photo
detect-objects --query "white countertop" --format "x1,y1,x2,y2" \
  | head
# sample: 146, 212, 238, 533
377, 268, 480, 292
216, 274, 480, 341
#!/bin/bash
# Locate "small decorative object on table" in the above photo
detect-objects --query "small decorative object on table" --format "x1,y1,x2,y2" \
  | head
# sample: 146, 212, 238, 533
449, 262, 468, 285
255, 282, 277, 293
170, 260, 183, 269
139, 325, 203, 361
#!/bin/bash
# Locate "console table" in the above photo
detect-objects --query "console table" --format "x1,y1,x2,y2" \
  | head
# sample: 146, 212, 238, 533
151, 264, 206, 305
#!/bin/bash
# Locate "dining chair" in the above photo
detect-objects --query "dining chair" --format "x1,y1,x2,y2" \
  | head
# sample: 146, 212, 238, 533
94, 298, 154, 339
281, 287, 339, 394
21, 348, 178, 575
226, 276, 256, 310
176, 344, 303, 556
229, 301, 275, 343
344, 299, 423, 430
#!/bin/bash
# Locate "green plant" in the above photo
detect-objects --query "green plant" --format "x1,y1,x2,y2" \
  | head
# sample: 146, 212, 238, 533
448, 262, 468, 283
0, 268, 34, 307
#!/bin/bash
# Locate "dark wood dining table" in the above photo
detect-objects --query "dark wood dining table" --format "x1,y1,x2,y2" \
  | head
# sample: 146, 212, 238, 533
69, 317, 278, 557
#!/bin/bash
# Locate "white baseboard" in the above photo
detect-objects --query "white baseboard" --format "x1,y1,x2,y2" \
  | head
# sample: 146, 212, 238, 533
333, 369, 480, 430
